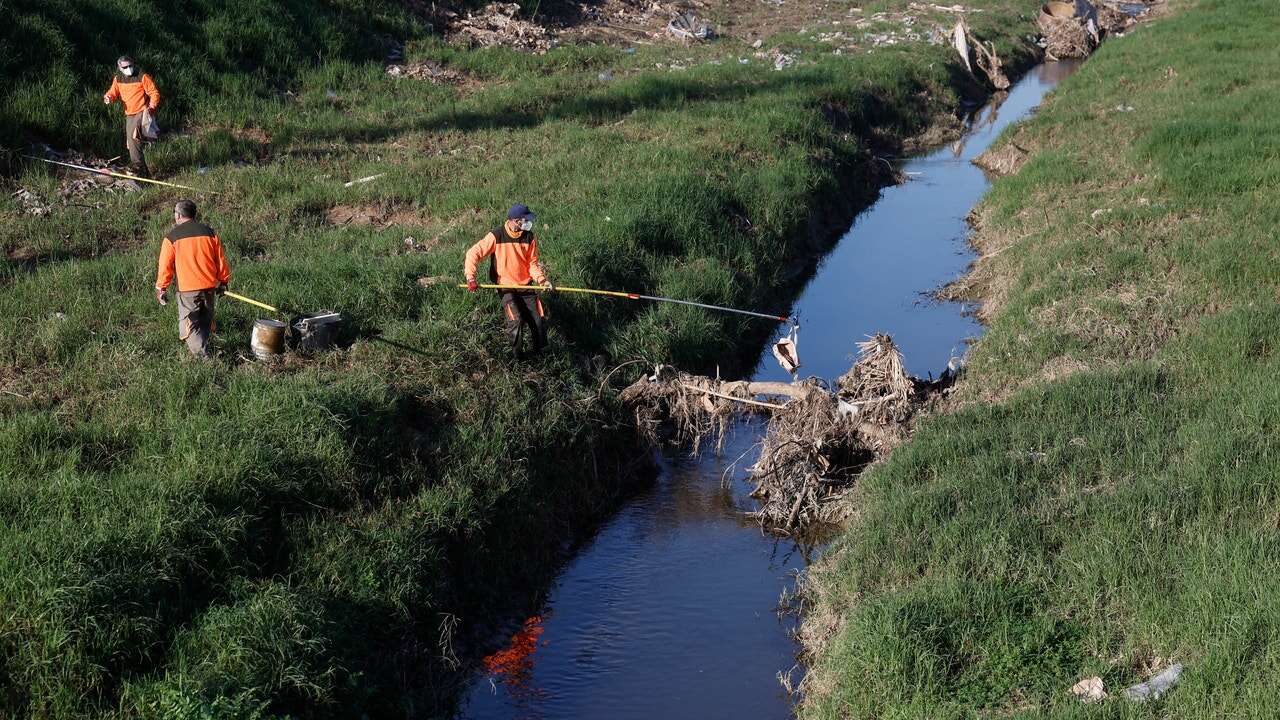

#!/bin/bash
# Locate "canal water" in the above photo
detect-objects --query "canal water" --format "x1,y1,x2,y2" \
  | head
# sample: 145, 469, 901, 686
459, 60, 1081, 720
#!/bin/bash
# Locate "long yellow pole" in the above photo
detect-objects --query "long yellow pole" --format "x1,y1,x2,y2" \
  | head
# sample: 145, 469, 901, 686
462, 283, 638, 299
459, 283, 788, 322
25, 156, 216, 194
224, 291, 280, 313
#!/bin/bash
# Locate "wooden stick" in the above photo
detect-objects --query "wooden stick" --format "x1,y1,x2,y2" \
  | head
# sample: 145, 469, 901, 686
679, 383, 786, 410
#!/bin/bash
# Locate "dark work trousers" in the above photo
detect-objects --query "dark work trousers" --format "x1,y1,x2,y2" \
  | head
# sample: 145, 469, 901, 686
500, 290, 546, 358
177, 289, 217, 356
124, 112, 149, 176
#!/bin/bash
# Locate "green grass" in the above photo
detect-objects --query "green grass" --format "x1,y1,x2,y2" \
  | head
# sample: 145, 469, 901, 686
0, 1, 1044, 716
799, 0, 1280, 717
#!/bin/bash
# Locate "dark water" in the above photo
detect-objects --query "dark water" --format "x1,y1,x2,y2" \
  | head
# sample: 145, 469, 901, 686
459, 61, 1080, 720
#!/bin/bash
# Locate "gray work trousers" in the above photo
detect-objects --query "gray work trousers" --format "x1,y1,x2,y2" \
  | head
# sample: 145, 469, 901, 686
124, 112, 148, 173
177, 289, 217, 356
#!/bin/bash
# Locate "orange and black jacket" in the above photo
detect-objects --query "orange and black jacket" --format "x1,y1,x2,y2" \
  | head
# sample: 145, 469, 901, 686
155, 221, 231, 293
464, 226, 547, 287
104, 71, 160, 116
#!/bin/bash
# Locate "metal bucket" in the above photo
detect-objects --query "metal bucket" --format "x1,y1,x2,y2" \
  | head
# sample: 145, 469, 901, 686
250, 318, 287, 360
293, 311, 342, 352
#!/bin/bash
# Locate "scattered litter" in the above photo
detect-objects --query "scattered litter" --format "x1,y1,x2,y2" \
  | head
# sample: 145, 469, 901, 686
751, 39, 764, 49
738, 57, 751, 64
417, 276, 452, 288
1123, 663, 1183, 702
1091, 208, 1112, 218
1115, 104, 1135, 112
197, 166, 210, 175
623, 47, 637, 55
402, 236, 438, 253
386, 60, 468, 85
12, 189, 51, 217
1069, 676, 1108, 703
909, 2, 981, 12
1007, 449, 1048, 462
52, 312, 67, 321
667, 11, 713, 41
453, 2, 556, 54
18, 147, 141, 213
598, 70, 614, 81
325, 89, 339, 100
755, 46, 799, 70
343, 173, 385, 188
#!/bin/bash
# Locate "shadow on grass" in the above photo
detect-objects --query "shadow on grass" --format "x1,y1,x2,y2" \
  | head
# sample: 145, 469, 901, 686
291, 70, 944, 149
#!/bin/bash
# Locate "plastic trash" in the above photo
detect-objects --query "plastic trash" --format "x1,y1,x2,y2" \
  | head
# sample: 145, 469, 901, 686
1123, 664, 1183, 702
140, 108, 160, 140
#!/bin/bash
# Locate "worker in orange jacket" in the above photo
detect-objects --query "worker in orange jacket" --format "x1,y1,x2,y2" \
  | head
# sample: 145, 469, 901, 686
464, 204, 555, 358
155, 200, 231, 357
102, 55, 160, 178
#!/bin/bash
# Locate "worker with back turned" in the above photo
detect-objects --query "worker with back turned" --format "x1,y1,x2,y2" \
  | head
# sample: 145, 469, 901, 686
155, 199, 231, 357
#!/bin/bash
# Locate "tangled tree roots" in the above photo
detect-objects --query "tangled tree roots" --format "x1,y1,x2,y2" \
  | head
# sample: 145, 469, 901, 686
622, 335, 953, 535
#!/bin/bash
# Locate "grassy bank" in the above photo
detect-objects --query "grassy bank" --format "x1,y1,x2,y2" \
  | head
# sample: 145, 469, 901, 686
1, 1, 1044, 716
800, 0, 1280, 716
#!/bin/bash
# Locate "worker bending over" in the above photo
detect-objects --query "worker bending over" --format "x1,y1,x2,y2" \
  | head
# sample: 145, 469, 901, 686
464, 204, 554, 358
155, 200, 231, 357
102, 55, 160, 178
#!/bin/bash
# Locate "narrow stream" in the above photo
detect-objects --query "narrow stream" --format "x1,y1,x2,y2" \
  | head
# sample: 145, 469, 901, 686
459, 61, 1080, 720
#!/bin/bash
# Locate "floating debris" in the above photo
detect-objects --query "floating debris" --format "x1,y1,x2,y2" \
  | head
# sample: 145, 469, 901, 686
1039, 0, 1142, 59
622, 334, 954, 534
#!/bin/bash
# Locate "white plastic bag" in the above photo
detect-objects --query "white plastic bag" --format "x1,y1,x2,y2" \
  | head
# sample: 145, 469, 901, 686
140, 108, 160, 140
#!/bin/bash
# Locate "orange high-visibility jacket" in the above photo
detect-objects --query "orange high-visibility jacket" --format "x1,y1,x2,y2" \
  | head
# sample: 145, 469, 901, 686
156, 221, 231, 292
104, 72, 160, 116
464, 226, 547, 286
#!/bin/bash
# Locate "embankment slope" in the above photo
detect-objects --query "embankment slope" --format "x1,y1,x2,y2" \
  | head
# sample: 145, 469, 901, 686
800, 0, 1280, 716
2, 1, 1043, 716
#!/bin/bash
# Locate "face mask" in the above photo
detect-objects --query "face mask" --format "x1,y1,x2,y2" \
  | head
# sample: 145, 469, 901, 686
519, 219, 534, 232
120, 66, 134, 76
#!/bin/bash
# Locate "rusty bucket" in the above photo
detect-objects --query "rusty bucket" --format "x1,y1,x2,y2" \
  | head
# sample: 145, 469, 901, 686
250, 318, 286, 360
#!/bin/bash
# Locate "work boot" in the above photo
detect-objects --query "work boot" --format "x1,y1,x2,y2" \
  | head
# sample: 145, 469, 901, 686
129, 163, 151, 179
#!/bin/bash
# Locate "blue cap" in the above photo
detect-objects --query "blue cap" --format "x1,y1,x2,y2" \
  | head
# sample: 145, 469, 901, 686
507, 204, 535, 221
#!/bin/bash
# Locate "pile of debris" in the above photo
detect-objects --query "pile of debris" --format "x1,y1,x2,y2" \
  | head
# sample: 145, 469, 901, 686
385, 60, 468, 85
452, 2, 557, 54
1038, 0, 1151, 60
11, 147, 140, 217
622, 335, 954, 535
12, 189, 51, 217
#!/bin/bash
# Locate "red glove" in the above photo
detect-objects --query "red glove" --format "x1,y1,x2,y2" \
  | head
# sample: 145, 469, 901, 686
467, 279, 478, 292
